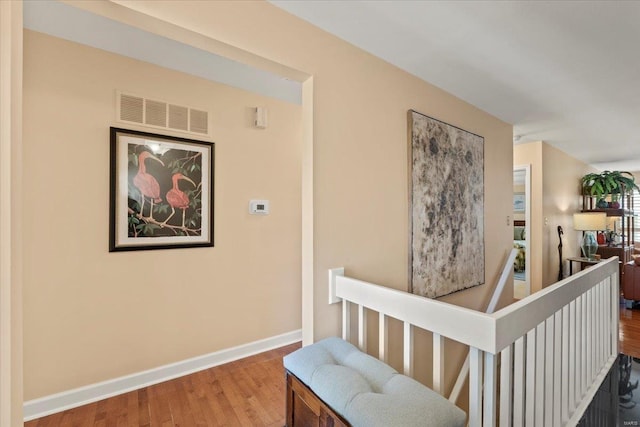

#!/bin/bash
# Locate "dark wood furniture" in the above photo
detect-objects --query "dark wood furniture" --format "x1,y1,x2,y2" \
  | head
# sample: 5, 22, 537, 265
597, 245, 633, 285
286, 371, 349, 427
582, 188, 635, 289
624, 261, 640, 301
567, 256, 601, 275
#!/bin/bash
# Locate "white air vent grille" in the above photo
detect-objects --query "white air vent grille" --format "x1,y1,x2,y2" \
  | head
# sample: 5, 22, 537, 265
120, 95, 144, 123
169, 104, 188, 131
145, 100, 167, 127
190, 109, 209, 135
117, 92, 210, 136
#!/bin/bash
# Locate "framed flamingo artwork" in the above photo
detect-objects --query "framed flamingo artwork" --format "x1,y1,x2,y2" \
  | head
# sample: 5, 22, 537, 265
109, 127, 214, 251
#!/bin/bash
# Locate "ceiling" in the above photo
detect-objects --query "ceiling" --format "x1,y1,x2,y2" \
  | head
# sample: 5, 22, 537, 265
270, 1, 640, 172
23, 1, 301, 105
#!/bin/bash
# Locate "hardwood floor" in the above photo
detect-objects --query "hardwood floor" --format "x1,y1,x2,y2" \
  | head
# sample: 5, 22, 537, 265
24, 307, 640, 427
620, 305, 640, 358
25, 342, 301, 427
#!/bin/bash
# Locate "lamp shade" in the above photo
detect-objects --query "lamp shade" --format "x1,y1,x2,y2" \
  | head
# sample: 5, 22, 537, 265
573, 212, 607, 231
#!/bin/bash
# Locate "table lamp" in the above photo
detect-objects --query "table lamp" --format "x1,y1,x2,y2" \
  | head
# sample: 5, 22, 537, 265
573, 212, 607, 260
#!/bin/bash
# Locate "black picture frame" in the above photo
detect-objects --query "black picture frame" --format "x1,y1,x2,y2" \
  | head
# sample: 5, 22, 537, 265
109, 127, 214, 251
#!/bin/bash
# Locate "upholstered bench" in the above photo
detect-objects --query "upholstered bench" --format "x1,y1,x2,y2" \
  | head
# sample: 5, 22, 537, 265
283, 337, 466, 427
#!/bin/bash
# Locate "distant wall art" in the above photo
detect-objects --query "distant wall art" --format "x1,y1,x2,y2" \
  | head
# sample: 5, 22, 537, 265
109, 127, 214, 251
513, 193, 525, 212
408, 110, 484, 298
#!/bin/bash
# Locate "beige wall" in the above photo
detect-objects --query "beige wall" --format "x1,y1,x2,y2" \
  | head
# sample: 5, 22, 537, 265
515, 141, 596, 292
23, 30, 302, 399
541, 144, 596, 286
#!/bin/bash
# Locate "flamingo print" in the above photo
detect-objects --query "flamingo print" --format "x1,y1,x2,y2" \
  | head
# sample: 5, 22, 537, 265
163, 173, 196, 228
133, 151, 164, 220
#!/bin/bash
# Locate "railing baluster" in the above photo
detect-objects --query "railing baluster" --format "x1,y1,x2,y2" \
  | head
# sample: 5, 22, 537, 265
433, 333, 444, 395
499, 345, 512, 427
403, 321, 413, 376
513, 336, 525, 427
598, 282, 604, 368
602, 282, 606, 365
535, 322, 545, 427
580, 294, 587, 398
592, 286, 596, 375
544, 316, 554, 427
593, 286, 598, 379
611, 275, 618, 355
358, 304, 366, 351
553, 311, 562, 427
484, 352, 497, 427
379, 313, 388, 363
563, 304, 571, 423
595, 284, 600, 370
602, 281, 608, 362
525, 328, 536, 427
469, 347, 483, 427
342, 299, 350, 342
601, 281, 605, 363
603, 280, 608, 357
609, 273, 620, 355
583, 288, 595, 382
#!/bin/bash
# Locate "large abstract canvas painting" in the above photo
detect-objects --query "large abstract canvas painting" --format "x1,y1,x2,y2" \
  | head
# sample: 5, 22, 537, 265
408, 110, 484, 298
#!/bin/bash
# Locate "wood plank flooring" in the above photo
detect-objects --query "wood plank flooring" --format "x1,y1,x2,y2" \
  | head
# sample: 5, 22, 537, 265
25, 342, 301, 427
24, 307, 640, 426
619, 305, 640, 358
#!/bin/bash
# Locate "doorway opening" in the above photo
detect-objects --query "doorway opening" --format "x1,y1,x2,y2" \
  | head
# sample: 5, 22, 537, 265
513, 164, 531, 299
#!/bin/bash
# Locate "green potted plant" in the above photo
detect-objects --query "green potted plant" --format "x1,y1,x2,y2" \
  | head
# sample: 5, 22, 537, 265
581, 170, 639, 208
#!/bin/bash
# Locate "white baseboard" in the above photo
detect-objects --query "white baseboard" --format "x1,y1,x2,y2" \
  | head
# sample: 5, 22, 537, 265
24, 329, 302, 421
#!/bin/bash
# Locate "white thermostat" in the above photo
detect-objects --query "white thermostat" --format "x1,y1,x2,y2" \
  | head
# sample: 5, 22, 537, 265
249, 200, 270, 215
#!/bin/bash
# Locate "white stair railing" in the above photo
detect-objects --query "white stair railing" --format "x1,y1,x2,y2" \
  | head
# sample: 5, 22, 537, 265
331, 256, 619, 427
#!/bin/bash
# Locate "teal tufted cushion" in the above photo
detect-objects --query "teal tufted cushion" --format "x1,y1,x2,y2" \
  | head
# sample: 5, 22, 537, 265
284, 337, 466, 427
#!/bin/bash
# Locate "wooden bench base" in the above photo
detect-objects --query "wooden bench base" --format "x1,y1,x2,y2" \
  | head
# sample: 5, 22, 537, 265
285, 371, 350, 427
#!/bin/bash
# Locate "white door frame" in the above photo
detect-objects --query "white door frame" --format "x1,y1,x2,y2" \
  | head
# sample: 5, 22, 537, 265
0, 1, 23, 425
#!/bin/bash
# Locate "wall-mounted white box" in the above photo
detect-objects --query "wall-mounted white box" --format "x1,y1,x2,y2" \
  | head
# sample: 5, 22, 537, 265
254, 107, 268, 129
249, 200, 269, 215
